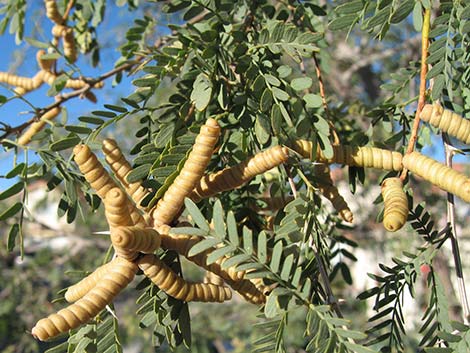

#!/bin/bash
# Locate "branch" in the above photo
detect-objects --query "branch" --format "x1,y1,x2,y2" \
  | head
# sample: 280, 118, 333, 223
401, 9, 431, 180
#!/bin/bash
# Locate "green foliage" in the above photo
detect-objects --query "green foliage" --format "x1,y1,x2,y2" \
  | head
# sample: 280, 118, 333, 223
1, 0, 470, 352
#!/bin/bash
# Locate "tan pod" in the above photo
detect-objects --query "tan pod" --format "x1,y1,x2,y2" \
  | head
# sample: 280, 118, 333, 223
36, 50, 56, 72
381, 177, 408, 232
292, 139, 403, 171
420, 103, 470, 144
138, 254, 232, 303
17, 107, 61, 146
190, 145, 289, 202
103, 187, 135, 229
64, 259, 117, 302
403, 152, 470, 202
44, 0, 64, 25
110, 226, 161, 260
102, 139, 150, 211
150, 118, 220, 226
32, 258, 137, 341
314, 164, 353, 223
73, 145, 117, 200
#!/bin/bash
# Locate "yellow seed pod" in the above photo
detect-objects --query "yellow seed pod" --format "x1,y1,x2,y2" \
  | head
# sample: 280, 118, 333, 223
138, 254, 232, 303
44, 0, 64, 25
32, 257, 137, 341
190, 145, 289, 203
18, 107, 61, 146
36, 50, 55, 72
64, 259, 116, 303
62, 28, 77, 63
41, 71, 104, 90
73, 144, 117, 200
314, 164, 353, 223
403, 151, 470, 202
381, 177, 408, 232
110, 226, 161, 260
420, 103, 470, 144
103, 187, 134, 228
102, 139, 150, 210
151, 118, 220, 226
292, 139, 403, 171
203, 271, 225, 286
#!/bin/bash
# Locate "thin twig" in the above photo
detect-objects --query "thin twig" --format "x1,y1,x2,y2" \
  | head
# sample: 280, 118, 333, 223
62, 0, 76, 22
442, 133, 470, 324
401, 9, 431, 181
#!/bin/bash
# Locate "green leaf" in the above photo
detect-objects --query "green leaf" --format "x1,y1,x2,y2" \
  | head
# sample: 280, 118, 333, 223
264, 293, 280, 318
243, 226, 253, 253
169, 227, 208, 237
329, 15, 357, 31
257, 231, 268, 264
212, 200, 226, 239
187, 238, 220, 257
24, 37, 49, 48
126, 164, 151, 182
271, 87, 289, 101
5, 163, 25, 179
260, 89, 273, 112
0, 202, 22, 221
103, 104, 128, 113
191, 73, 213, 111
50, 136, 80, 151
226, 211, 239, 246
412, 2, 423, 31
184, 198, 210, 232
154, 123, 175, 148
335, 0, 364, 15
0, 181, 24, 200
7, 223, 19, 251
270, 241, 283, 273
221, 253, 252, 269
78, 116, 105, 125
65, 125, 93, 134
206, 245, 236, 265
303, 94, 322, 108
291, 77, 312, 91
343, 342, 379, 353
92, 110, 117, 118
280, 254, 294, 281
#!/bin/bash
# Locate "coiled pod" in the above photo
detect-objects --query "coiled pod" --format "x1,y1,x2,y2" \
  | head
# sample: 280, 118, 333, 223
160, 228, 265, 304
420, 103, 470, 144
403, 152, 470, 202
44, 0, 64, 25
103, 187, 134, 229
64, 259, 116, 303
36, 50, 55, 72
51, 25, 77, 63
41, 71, 104, 89
110, 226, 161, 260
0, 72, 43, 92
102, 139, 149, 211
151, 118, 220, 226
138, 254, 232, 303
32, 257, 137, 341
18, 107, 61, 146
315, 164, 353, 223
190, 145, 289, 203
73, 145, 117, 200
292, 139, 403, 171
203, 271, 225, 286
381, 177, 408, 232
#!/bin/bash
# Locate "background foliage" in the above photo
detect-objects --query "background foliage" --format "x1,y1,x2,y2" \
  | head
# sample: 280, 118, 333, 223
1, 0, 470, 352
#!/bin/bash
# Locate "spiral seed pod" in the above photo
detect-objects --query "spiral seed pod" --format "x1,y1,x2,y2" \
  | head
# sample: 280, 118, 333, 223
420, 103, 470, 144
151, 118, 221, 226
138, 254, 232, 303
36, 50, 55, 72
18, 107, 61, 146
293, 139, 403, 171
0, 72, 43, 92
44, 0, 64, 25
102, 139, 150, 211
110, 226, 161, 260
32, 257, 137, 341
73, 145, 117, 200
160, 228, 265, 304
403, 152, 470, 202
381, 177, 408, 232
315, 164, 353, 223
64, 259, 116, 303
203, 271, 225, 286
190, 145, 289, 203
41, 71, 104, 90
103, 187, 134, 229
